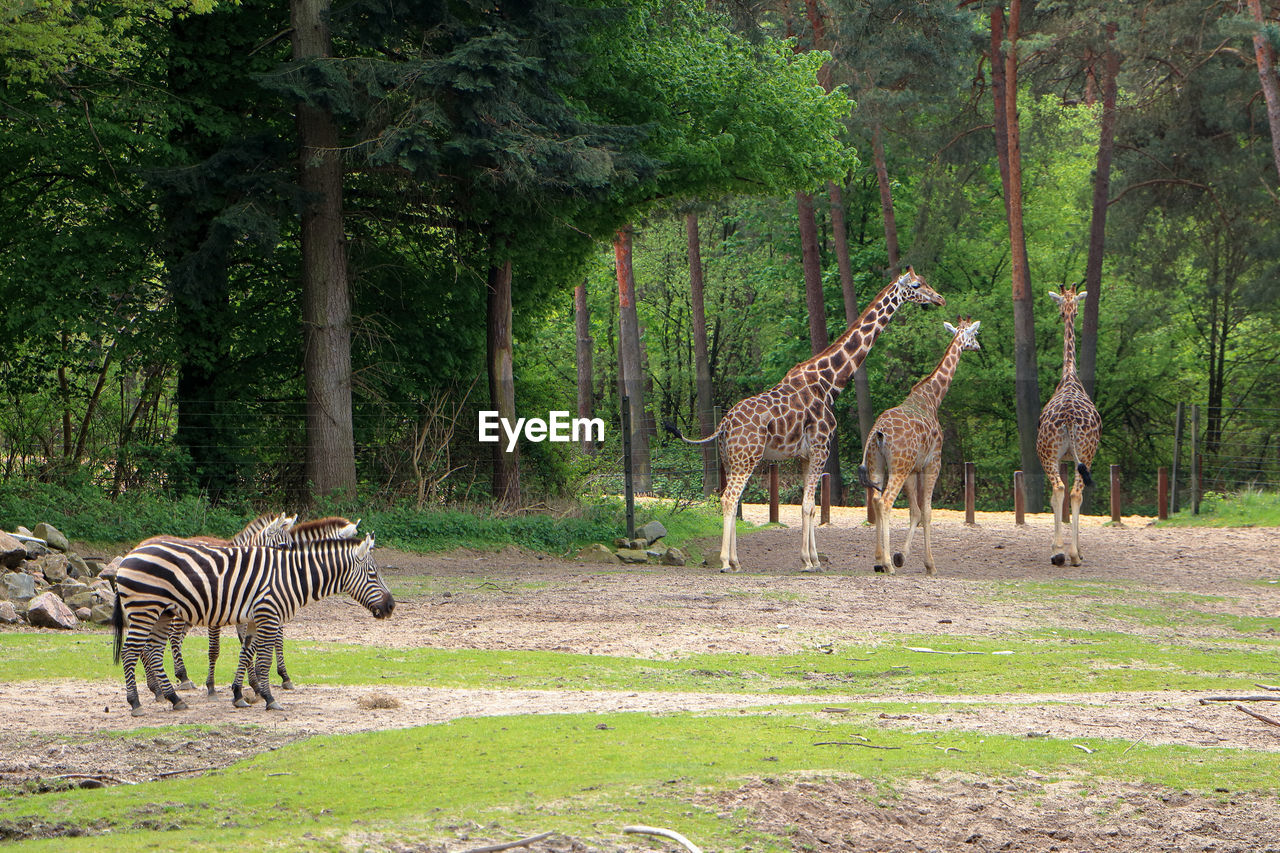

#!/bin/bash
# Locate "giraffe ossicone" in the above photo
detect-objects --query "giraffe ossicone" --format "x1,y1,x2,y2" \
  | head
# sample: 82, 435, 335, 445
858, 317, 981, 576
1036, 284, 1101, 567
684, 268, 946, 572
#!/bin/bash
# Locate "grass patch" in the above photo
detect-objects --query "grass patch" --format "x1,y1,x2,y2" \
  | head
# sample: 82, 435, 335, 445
7, 629, 1280, 698
1, 707, 1277, 851
1160, 489, 1280, 528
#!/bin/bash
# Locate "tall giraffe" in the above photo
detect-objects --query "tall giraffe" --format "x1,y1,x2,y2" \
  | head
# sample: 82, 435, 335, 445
1037, 284, 1101, 566
684, 269, 945, 571
858, 318, 981, 576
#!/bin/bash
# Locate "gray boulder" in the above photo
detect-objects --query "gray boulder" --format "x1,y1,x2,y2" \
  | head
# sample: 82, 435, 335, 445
26, 592, 77, 629
98, 557, 121, 584
32, 523, 70, 552
615, 548, 650, 564
0, 533, 25, 570
66, 553, 91, 579
0, 601, 19, 624
39, 553, 70, 583
2, 572, 37, 603
89, 603, 114, 625
21, 539, 49, 559
660, 547, 687, 566
74, 607, 92, 622
639, 520, 668, 546
65, 591, 95, 611
577, 543, 620, 564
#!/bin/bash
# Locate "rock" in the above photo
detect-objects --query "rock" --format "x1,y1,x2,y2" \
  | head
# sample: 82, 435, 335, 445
21, 539, 49, 559
66, 553, 91, 579
74, 607, 92, 622
89, 603, 114, 625
60, 578, 89, 597
65, 591, 95, 611
660, 547, 687, 566
98, 557, 121, 584
32, 523, 69, 552
0, 601, 19, 624
15, 526, 34, 537
0, 533, 25, 570
2, 572, 37, 603
576, 543, 620, 564
90, 586, 115, 608
639, 520, 668, 545
613, 537, 630, 549
82, 559, 104, 577
628, 538, 648, 550
26, 592, 77, 629
39, 553, 70, 583
615, 548, 650, 564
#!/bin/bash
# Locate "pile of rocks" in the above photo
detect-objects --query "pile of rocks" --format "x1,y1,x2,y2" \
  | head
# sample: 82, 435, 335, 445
0, 523, 114, 629
576, 520, 686, 566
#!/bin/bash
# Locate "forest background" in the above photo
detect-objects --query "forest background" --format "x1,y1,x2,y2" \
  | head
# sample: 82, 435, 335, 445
2, 0, 1278, 528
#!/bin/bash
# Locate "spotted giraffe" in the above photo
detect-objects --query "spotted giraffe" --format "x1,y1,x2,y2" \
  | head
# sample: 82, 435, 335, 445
858, 318, 981, 575
1037, 284, 1101, 566
683, 269, 946, 571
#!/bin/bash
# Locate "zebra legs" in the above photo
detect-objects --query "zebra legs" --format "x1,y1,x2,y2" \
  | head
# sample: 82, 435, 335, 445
167, 619, 196, 691
232, 621, 284, 711
123, 611, 189, 716
205, 626, 221, 695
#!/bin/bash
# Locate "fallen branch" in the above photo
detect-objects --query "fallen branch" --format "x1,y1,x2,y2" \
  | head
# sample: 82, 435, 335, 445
1072, 744, 1095, 754
458, 831, 554, 853
1120, 737, 1145, 756
157, 766, 214, 779
813, 741, 901, 750
1235, 704, 1280, 729
1255, 683, 1280, 692
623, 825, 702, 853
1198, 695, 1280, 704
53, 773, 135, 786
820, 707, 850, 714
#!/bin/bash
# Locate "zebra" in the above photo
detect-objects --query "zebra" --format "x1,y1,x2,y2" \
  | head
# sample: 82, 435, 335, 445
112, 533, 393, 715
231, 516, 362, 698
135, 512, 295, 698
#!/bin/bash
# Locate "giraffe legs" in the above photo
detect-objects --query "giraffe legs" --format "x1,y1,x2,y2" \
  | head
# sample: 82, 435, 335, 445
1068, 469, 1086, 566
897, 461, 940, 575
896, 473, 923, 570
1046, 464, 1068, 566
799, 454, 827, 571
871, 470, 911, 574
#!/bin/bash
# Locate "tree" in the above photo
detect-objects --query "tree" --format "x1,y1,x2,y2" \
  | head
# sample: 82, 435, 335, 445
685, 211, 718, 494
615, 226, 652, 493
1246, 0, 1280, 186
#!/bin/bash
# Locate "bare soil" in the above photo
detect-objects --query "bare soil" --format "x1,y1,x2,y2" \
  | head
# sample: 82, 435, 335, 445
4, 507, 1280, 851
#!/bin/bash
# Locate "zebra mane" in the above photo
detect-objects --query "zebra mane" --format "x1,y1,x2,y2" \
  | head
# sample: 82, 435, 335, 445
290, 516, 360, 541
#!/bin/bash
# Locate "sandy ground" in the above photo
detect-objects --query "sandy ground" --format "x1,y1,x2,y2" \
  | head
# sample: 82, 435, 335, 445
4, 507, 1280, 851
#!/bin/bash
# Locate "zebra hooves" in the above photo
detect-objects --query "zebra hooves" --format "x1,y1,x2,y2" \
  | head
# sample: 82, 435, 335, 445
265, 700, 284, 711
130, 706, 146, 717
176, 680, 196, 691
206, 685, 217, 697
281, 680, 296, 691
232, 697, 251, 708
171, 698, 189, 711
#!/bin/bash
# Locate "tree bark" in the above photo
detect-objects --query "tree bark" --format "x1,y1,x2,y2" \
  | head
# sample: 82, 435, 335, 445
797, 190, 843, 502
827, 181, 874, 444
1079, 22, 1119, 400
574, 279, 595, 454
487, 256, 520, 506
870, 125, 901, 276
615, 226, 652, 494
292, 0, 357, 499
992, 1, 1043, 511
685, 212, 717, 495
1247, 0, 1280, 185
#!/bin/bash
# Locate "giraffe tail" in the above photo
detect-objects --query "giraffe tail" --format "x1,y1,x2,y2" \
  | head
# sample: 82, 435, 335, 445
678, 425, 721, 446
857, 431, 886, 492
1077, 462, 1094, 488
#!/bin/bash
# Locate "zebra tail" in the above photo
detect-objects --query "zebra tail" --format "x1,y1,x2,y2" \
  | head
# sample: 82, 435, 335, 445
111, 594, 124, 665
1077, 462, 1094, 488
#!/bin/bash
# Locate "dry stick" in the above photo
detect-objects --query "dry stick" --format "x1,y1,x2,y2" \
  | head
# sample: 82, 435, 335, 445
1255, 683, 1280, 692
458, 831, 555, 853
157, 766, 215, 779
1235, 704, 1280, 729
814, 741, 901, 750
623, 825, 702, 853
1198, 695, 1280, 704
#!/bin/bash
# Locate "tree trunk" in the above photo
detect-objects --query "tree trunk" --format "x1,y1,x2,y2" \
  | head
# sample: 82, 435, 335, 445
615, 226, 652, 494
686, 212, 717, 495
870, 125, 901, 276
1247, 0, 1280, 185
992, 1, 1043, 511
827, 181, 874, 444
574, 279, 595, 454
487, 256, 521, 506
292, 0, 357, 500
1079, 22, 1119, 401
797, 190, 843, 502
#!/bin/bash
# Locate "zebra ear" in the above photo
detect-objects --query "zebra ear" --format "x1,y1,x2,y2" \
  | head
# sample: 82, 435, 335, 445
337, 522, 359, 539
281, 513, 298, 531
354, 534, 375, 559
943, 322, 957, 335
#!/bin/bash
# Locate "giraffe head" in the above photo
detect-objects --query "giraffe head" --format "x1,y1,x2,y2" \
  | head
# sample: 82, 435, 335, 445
1048, 284, 1086, 326
892, 267, 946, 308
943, 317, 982, 351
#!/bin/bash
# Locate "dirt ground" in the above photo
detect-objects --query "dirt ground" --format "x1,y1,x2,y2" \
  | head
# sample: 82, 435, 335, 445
4, 507, 1280, 851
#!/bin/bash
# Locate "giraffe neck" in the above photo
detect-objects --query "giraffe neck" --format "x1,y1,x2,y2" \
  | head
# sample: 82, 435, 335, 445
906, 336, 964, 413
795, 282, 905, 394
1061, 310, 1078, 380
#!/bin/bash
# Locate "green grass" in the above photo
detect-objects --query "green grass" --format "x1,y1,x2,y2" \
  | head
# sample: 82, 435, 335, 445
6, 628, 1279, 698
1160, 488, 1280, 528
2, 706, 1278, 851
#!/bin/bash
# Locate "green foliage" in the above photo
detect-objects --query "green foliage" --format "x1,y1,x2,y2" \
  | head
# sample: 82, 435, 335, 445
1161, 488, 1280, 528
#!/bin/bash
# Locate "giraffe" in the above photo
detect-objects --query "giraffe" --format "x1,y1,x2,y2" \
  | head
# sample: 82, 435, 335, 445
1037, 284, 1101, 567
683, 268, 945, 571
858, 318, 982, 575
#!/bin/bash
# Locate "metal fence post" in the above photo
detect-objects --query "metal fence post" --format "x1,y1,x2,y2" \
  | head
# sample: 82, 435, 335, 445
1171, 402, 1183, 514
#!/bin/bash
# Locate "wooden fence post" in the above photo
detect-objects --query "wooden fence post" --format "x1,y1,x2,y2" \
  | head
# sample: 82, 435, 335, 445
820, 472, 831, 525
1109, 464, 1122, 524
1013, 470, 1025, 526
964, 462, 977, 526
621, 396, 635, 539
1157, 466, 1169, 520
1171, 402, 1184, 514
768, 464, 779, 524
1191, 403, 1201, 514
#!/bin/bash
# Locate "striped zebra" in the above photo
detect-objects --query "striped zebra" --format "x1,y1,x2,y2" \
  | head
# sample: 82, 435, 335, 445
232, 516, 362, 698
112, 533, 393, 715
135, 512, 295, 698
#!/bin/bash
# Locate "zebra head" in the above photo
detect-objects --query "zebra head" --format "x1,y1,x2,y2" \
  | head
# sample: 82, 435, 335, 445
343, 534, 395, 619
